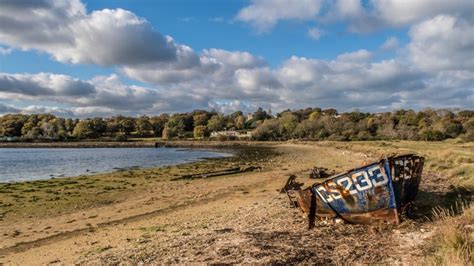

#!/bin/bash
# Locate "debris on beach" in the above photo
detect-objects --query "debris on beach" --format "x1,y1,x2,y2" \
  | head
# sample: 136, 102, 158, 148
282, 154, 425, 228
309, 167, 335, 179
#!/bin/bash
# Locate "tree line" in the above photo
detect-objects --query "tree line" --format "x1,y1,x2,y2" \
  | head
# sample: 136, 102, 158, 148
0, 108, 472, 142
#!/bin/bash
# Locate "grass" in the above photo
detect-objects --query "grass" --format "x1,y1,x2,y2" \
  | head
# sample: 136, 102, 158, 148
328, 140, 474, 189
138, 224, 168, 233
426, 201, 473, 265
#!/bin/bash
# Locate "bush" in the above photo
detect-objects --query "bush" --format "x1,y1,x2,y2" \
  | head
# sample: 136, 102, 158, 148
356, 131, 372, 140
251, 119, 283, 141
419, 130, 445, 141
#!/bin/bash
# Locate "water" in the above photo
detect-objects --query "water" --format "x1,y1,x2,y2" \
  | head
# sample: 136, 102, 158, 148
0, 148, 231, 183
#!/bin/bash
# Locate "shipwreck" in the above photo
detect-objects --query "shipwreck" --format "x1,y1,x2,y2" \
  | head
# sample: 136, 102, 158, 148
283, 154, 425, 228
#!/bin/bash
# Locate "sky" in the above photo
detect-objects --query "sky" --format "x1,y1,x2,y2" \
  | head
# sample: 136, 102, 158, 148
0, 0, 473, 117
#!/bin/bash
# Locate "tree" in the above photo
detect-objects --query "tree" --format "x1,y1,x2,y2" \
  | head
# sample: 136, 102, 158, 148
309, 110, 321, 121
72, 120, 94, 139
253, 107, 270, 121
65, 118, 76, 133
0, 108, 472, 142
293, 119, 321, 139
1, 116, 24, 137
279, 113, 299, 138
235, 115, 246, 130
106, 120, 120, 135
252, 119, 283, 141
150, 114, 168, 137
21, 120, 37, 137
193, 112, 209, 127
419, 129, 445, 141
166, 115, 186, 137
25, 127, 43, 139
40, 122, 57, 139
90, 118, 107, 136
135, 116, 152, 136
322, 108, 338, 116
118, 117, 135, 135
193, 125, 209, 139
207, 115, 225, 132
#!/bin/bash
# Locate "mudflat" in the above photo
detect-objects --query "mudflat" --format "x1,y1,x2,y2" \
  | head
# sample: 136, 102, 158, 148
0, 141, 472, 264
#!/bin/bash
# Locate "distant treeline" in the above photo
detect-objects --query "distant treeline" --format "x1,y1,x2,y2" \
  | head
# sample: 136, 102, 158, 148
0, 108, 472, 142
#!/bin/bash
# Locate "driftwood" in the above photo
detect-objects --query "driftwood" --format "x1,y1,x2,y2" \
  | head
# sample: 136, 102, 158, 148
173, 166, 262, 180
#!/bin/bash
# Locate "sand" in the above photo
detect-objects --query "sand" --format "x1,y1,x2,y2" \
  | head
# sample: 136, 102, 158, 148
0, 141, 470, 264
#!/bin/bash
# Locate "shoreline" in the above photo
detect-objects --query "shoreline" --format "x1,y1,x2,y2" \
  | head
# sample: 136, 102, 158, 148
0, 140, 280, 149
0, 147, 236, 184
0, 144, 277, 221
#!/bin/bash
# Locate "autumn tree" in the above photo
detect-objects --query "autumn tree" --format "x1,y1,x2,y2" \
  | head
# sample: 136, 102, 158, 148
207, 115, 226, 132
72, 120, 94, 139
150, 114, 168, 137
193, 125, 209, 139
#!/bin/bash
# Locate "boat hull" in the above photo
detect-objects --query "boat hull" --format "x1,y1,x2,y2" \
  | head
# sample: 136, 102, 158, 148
284, 154, 424, 227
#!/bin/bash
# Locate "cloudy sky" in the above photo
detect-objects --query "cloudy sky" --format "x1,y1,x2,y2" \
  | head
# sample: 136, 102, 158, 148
0, 0, 473, 117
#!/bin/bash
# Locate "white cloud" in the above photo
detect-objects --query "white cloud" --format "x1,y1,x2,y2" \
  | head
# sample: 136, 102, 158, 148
21, 105, 74, 117
236, 0, 474, 33
0, 0, 472, 116
373, 0, 474, 27
0, 73, 165, 114
202, 49, 266, 69
336, 49, 373, 62
408, 15, 474, 72
122, 48, 267, 89
208, 100, 254, 114
0, 0, 185, 66
0, 72, 95, 97
236, 0, 322, 32
71, 106, 116, 117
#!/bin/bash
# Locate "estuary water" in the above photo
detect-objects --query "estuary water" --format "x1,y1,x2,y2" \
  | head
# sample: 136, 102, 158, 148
0, 147, 231, 183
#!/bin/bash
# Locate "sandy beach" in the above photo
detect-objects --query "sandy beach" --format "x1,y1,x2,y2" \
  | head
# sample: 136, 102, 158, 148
0, 141, 472, 264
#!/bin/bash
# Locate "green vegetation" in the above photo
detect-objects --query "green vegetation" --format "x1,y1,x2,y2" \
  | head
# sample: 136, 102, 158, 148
0, 108, 472, 142
252, 108, 473, 141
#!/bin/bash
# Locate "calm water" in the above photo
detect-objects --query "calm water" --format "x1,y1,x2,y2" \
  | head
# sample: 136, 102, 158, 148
0, 148, 231, 183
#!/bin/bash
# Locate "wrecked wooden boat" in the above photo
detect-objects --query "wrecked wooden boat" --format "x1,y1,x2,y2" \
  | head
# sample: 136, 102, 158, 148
283, 154, 425, 228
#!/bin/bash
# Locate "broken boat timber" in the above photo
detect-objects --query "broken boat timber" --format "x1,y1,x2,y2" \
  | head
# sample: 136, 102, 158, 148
283, 154, 425, 228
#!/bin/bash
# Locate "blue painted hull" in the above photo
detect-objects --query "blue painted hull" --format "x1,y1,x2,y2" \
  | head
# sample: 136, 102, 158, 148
284, 154, 424, 226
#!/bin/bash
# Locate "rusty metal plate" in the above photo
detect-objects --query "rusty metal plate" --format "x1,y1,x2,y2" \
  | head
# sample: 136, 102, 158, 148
311, 159, 398, 225
389, 154, 425, 209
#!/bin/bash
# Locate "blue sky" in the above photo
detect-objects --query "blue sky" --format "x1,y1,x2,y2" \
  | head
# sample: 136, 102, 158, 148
0, 0, 472, 117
